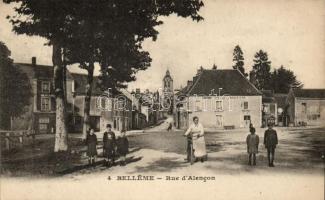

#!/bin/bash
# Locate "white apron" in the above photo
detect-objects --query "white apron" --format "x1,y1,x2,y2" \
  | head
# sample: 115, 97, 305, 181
185, 123, 207, 158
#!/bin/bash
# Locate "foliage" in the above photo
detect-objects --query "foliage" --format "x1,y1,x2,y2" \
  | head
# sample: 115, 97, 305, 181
232, 45, 246, 76
0, 41, 32, 129
250, 50, 272, 90
271, 66, 303, 93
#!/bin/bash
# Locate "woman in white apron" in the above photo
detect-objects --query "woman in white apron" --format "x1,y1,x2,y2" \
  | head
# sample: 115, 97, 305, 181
184, 116, 207, 162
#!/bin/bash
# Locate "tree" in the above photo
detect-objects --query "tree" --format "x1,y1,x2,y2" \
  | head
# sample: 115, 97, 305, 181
271, 66, 303, 93
5, 0, 204, 143
65, 0, 204, 138
4, 0, 83, 151
250, 50, 272, 90
232, 45, 246, 76
0, 41, 32, 130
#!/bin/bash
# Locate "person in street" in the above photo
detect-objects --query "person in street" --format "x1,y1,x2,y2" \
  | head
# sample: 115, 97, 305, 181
246, 127, 259, 166
184, 116, 207, 163
103, 124, 116, 167
167, 122, 172, 131
86, 128, 97, 166
116, 129, 129, 166
264, 123, 278, 167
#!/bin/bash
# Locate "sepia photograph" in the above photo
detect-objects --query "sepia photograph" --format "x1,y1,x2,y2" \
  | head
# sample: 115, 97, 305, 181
0, 0, 324, 200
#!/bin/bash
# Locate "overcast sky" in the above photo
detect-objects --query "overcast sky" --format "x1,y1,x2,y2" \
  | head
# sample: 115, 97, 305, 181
1, 0, 324, 92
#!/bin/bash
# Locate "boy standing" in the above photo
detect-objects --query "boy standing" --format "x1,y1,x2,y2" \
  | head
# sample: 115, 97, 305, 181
264, 123, 278, 167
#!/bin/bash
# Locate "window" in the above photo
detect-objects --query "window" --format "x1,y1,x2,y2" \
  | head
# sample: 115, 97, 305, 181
301, 103, 307, 113
41, 81, 50, 93
243, 101, 249, 110
195, 99, 202, 111
216, 115, 223, 127
228, 99, 233, 111
41, 97, 51, 111
244, 115, 251, 120
216, 100, 223, 111
39, 123, 48, 131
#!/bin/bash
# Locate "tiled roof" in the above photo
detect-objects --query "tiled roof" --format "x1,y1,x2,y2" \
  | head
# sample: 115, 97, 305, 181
186, 69, 261, 96
292, 89, 325, 99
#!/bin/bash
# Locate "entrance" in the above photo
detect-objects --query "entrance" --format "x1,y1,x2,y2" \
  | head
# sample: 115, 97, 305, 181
244, 115, 251, 127
216, 115, 223, 128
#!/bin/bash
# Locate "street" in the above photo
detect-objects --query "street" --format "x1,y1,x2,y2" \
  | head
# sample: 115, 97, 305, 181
1, 126, 324, 200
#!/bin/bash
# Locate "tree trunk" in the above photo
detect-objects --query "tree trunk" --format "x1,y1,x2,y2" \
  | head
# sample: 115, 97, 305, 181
52, 41, 68, 152
82, 62, 94, 139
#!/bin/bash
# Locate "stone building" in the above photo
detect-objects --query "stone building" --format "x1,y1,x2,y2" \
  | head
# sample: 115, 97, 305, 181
286, 88, 325, 126
176, 68, 262, 129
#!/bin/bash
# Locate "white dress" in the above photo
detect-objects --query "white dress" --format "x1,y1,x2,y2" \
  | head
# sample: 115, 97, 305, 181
184, 123, 207, 158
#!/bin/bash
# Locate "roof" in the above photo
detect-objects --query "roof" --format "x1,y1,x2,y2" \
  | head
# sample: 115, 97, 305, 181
262, 90, 275, 103
70, 73, 103, 96
292, 89, 325, 99
185, 69, 262, 96
274, 93, 287, 108
15, 63, 53, 79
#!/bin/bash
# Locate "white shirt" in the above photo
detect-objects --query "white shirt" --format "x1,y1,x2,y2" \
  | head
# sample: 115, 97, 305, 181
184, 123, 204, 138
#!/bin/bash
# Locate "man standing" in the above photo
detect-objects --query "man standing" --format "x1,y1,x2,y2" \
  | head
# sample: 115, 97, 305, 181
264, 123, 278, 167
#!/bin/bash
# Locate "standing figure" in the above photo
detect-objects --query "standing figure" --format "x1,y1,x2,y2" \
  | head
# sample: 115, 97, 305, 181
86, 128, 98, 166
264, 123, 278, 167
103, 124, 116, 167
246, 127, 259, 166
167, 122, 172, 131
184, 116, 207, 163
116, 129, 129, 166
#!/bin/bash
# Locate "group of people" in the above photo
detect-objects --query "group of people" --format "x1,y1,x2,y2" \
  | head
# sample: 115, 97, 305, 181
246, 123, 278, 167
85, 124, 129, 167
184, 116, 279, 167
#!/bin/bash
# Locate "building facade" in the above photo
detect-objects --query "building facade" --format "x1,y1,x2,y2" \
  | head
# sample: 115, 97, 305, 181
286, 88, 325, 126
176, 68, 262, 129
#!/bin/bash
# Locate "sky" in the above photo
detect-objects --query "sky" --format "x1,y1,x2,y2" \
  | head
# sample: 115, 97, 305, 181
0, 0, 325, 92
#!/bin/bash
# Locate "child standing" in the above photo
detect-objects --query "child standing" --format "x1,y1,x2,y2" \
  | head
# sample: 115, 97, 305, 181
246, 127, 259, 166
103, 124, 116, 167
86, 128, 98, 166
116, 129, 129, 166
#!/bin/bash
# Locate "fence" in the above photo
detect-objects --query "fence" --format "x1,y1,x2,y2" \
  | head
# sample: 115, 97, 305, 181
0, 130, 37, 151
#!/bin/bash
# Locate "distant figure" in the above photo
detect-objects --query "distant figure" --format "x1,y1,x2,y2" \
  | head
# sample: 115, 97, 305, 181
86, 128, 98, 166
116, 129, 129, 166
184, 116, 207, 163
103, 124, 116, 167
246, 127, 259, 166
264, 123, 278, 167
167, 122, 172, 131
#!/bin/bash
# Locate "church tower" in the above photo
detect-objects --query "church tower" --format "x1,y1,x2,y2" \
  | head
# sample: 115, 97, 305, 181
163, 69, 173, 94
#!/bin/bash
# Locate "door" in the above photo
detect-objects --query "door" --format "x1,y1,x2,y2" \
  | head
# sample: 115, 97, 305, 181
244, 115, 251, 127
216, 115, 223, 128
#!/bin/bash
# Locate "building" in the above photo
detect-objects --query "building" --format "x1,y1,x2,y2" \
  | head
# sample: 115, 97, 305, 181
261, 90, 277, 127
13, 58, 57, 134
286, 88, 325, 126
274, 93, 288, 126
68, 73, 103, 132
176, 68, 262, 129
162, 69, 174, 114
13, 57, 146, 133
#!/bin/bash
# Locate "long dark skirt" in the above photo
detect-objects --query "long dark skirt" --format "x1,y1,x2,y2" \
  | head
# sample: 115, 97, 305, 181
87, 142, 98, 157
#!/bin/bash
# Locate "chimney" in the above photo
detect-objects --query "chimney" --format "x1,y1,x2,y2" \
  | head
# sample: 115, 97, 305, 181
187, 80, 193, 87
32, 57, 36, 66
